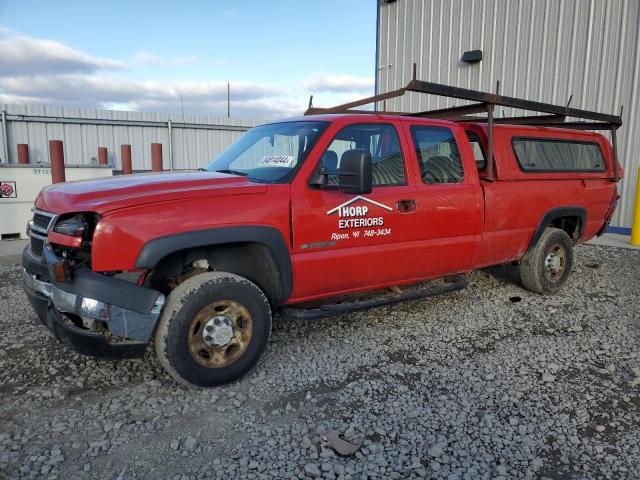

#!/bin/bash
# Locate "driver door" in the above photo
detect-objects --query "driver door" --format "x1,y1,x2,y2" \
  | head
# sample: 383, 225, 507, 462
290, 122, 422, 301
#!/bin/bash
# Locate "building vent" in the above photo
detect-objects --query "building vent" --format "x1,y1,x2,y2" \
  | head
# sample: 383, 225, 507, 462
461, 50, 483, 64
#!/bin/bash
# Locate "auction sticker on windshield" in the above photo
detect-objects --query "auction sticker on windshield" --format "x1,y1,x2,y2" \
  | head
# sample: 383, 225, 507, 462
258, 155, 294, 168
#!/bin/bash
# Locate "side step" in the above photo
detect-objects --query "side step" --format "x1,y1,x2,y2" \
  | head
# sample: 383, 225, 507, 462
281, 276, 468, 320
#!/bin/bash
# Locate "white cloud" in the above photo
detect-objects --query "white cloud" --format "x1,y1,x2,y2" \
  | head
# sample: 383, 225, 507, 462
0, 31, 124, 76
0, 30, 375, 119
131, 51, 200, 67
303, 72, 375, 93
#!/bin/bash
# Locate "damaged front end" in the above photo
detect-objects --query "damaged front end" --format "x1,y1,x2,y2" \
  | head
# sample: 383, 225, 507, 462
22, 209, 164, 359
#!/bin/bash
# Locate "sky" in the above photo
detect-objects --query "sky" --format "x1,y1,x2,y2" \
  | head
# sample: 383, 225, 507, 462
0, 0, 376, 119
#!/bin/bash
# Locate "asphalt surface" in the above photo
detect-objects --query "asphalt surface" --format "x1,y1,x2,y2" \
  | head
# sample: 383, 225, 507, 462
0, 244, 639, 479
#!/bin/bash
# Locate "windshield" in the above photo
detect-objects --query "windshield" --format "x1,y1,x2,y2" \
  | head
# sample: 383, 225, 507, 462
204, 121, 328, 182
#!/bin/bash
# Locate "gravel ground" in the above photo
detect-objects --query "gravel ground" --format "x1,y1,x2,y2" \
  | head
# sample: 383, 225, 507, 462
1, 244, 639, 480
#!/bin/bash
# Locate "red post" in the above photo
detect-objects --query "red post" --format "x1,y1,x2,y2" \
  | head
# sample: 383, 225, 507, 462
98, 147, 108, 165
151, 143, 163, 172
17, 144, 29, 164
121, 144, 132, 175
49, 140, 65, 184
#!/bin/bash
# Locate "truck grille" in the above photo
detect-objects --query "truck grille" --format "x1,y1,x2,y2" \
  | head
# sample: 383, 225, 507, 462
30, 236, 44, 256
28, 210, 57, 258
32, 212, 54, 231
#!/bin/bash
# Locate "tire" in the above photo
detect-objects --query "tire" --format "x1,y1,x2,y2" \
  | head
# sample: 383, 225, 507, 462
519, 227, 574, 294
154, 271, 271, 387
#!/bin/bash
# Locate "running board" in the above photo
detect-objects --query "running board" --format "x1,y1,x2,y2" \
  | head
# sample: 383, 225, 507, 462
281, 276, 468, 320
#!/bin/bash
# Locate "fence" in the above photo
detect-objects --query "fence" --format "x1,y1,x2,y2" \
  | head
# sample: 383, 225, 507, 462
0, 104, 265, 171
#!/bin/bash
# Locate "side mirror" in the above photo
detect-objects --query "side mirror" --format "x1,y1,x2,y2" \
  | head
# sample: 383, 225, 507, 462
339, 149, 373, 194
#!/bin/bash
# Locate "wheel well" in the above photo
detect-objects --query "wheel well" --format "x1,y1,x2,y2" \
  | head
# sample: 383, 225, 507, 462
549, 215, 582, 243
146, 242, 283, 306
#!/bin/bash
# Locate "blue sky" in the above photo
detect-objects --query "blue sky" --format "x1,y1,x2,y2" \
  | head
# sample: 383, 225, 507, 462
0, 0, 376, 118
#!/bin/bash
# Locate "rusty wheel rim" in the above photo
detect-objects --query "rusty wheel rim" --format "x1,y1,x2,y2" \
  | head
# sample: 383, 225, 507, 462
187, 300, 253, 368
544, 243, 566, 283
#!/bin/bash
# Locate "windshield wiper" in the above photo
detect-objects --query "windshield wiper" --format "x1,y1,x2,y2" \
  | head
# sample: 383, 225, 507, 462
215, 169, 249, 176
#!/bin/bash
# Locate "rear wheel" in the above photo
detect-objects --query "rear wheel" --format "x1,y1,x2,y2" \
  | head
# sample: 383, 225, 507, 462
519, 227, 573, 294
154, 272, 271, 387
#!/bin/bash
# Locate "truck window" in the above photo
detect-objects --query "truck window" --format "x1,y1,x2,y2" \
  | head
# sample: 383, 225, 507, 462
322, 124, 406, 186
512, 138, 606, 172
204, 121, 328, 183
466, 131, 486, 170
410, 126, 464, 184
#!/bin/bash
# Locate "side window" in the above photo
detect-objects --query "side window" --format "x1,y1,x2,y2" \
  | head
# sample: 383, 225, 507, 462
466, 131, 486, 170
410, 126, 464, 184
512, 138, 606, 172
321, 124, 406, 186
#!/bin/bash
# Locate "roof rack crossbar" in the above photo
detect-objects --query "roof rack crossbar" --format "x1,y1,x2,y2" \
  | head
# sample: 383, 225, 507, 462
455, 114, 567, 125
308, 87, 405, 115
408, 102, 488, 118
404, 79, 621, 125
304, 72, 621, 127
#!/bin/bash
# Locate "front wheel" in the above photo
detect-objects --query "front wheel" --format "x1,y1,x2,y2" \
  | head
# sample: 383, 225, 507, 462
154, 272, 271, 387
519, 227, 574, 294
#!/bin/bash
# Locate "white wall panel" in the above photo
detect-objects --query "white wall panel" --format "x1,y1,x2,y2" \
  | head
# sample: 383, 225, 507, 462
377, 0, 640, 229
0, 104, 262, 173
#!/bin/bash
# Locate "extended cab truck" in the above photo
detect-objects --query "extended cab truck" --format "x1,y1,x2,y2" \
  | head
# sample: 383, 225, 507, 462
22, 85, 622, 387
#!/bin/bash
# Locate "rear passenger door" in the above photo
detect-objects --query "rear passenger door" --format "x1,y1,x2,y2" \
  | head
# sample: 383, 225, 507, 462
402, 123, 484, 276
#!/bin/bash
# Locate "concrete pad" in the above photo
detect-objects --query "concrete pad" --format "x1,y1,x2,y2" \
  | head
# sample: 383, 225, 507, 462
0, 239, 28, 265
586, 233, 640, 251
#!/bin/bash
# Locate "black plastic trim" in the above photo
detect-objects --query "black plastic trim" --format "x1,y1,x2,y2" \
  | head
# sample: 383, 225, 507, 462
527, 206, 587, 253
24, 289, 146, 360
282, 276, 468, 320
22, 244, 161, 315
135, 226, 293, 301
21, 245, 49, 281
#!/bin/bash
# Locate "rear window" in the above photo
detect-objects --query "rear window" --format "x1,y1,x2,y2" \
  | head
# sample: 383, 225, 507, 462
466, 131, 486, 170
512, 138, 606, 172
410, 126, 464, 184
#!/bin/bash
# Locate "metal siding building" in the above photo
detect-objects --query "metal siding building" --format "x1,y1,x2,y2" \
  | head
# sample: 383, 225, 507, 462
0, 104, 263, 171
376, 0, 640, 230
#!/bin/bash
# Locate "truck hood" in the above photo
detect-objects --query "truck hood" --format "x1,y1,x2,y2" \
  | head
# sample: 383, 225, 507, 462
35, 171, 267, 214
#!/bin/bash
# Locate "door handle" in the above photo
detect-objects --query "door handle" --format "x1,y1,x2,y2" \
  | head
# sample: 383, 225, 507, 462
397, 199, 417, 213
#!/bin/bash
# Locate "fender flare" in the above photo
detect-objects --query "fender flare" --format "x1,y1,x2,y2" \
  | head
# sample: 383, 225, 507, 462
135, 226, 293, 301
526, 206, 587, 253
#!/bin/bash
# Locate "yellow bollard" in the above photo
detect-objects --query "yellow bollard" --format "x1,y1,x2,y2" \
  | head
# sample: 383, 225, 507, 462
631, 167, 640, 246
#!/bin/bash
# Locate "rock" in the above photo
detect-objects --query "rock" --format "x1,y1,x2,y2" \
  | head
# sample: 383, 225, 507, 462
595, 425, 606, 432
184, 435, 198, 452
428, 443, 446, 458
304, 463, 321, 477
170, 439, 180, 451
542, 373, 556, 383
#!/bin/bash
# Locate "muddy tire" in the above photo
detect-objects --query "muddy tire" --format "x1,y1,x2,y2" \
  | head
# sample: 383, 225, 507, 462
519, 227, 574, 294
154, 272, 271, 387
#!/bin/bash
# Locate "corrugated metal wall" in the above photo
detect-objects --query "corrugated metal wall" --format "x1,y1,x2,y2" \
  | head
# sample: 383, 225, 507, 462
377, 0, 640, 229
0, 104, 264, 171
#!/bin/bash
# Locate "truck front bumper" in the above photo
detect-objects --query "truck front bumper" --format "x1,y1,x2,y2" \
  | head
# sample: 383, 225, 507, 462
21, 245, 165, 360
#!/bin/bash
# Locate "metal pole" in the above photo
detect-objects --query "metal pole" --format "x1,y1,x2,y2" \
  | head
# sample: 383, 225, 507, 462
631, 167, 640, 246
611, 127, 619, 181
1, 110, 9, 163
17, 144, 29, 164
98, 147, 108, 165
49, 140, 66, 183
486, 104, 495, 181
227, 82, 230, 118
121, 144, 132, 175
167, 119, 174, 171
151, 143, 163, 172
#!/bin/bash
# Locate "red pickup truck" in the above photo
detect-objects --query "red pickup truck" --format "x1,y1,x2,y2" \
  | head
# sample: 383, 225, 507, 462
22, 82, 622, 387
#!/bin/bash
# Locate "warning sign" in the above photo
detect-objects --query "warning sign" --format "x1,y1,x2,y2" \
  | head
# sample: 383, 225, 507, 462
0, 181, 17, 198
